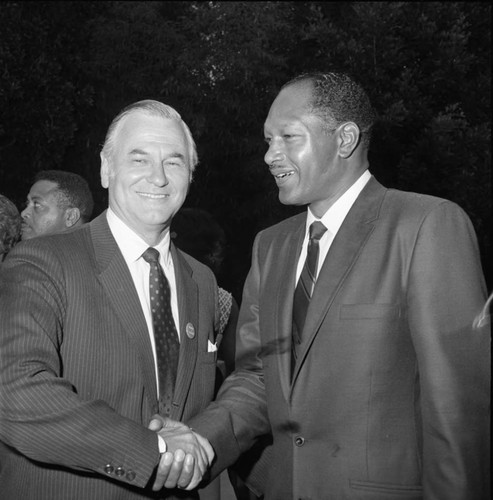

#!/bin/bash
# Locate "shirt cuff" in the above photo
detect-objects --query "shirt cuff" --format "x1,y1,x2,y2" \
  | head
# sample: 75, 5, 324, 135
157, 435, 167, 454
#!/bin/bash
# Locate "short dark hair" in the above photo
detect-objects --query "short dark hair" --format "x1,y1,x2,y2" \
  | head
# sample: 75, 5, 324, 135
170, 208, 226, 277
34, 170, 94, 222
283, 72, 376, 147
0, 194, 22, 259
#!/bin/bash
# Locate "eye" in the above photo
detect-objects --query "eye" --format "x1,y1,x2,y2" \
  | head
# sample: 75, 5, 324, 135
264, 137, 271, 145
164, 158, 184, 168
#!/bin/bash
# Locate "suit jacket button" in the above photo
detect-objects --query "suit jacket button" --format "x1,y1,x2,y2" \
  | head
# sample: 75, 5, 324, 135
104, 464, 114, 474
294, 436, 305, 447
126, 470, 136, 481
115, 466, 125, 476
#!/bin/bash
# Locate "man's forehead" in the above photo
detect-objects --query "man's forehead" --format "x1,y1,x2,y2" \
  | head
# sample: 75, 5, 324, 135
29, 180, 59, 197
264, 83, 314, 129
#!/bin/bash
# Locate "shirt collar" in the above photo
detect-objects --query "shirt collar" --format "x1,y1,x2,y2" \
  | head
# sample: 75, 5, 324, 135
106, 208, 171, 266
306, 169, 372, 236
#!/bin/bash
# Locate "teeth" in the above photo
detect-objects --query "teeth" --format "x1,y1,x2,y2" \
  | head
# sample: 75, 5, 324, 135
276, 172, 294, 179
139, 193, 167, 199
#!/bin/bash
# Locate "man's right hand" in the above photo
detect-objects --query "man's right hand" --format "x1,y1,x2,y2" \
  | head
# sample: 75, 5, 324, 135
149, 415, 214, 491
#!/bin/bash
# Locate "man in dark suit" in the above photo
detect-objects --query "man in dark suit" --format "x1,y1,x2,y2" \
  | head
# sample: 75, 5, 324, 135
163, 72, 490, 499
0, 100, 216, 499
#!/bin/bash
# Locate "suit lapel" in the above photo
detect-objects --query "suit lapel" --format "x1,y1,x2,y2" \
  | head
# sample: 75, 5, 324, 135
291, 178, 385, 384
272, 217, 305, 400
169, 244, 198, 421
91, 212, 158, 406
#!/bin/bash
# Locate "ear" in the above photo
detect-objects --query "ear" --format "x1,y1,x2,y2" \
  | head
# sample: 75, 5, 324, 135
338, 122, 360, 159
100, 152, 111, 189
65, 207, 81, 228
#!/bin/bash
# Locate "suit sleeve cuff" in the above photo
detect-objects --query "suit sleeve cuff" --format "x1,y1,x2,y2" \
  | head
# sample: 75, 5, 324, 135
157, 435, 167, 454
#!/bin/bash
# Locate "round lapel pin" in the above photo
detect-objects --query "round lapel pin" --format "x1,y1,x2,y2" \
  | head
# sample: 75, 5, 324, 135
186, 322, 195, 339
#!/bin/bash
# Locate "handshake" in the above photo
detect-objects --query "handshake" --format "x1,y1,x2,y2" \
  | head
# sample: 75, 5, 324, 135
148, 415, 215, 492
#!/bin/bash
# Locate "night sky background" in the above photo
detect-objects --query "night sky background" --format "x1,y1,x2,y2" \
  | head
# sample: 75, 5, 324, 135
1, 1, 491, 298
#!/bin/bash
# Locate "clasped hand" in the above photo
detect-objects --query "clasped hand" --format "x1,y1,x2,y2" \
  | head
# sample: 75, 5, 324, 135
148, 415, 214, 491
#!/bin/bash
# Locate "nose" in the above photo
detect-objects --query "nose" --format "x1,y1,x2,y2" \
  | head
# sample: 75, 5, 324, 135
264, 137, 284, 166
147, 162, 169, 187
21, 206, 31, 219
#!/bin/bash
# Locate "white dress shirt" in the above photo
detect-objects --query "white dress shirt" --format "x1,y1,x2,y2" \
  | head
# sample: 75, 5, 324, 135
106, 208, 181, 395
296, 170, 372, 282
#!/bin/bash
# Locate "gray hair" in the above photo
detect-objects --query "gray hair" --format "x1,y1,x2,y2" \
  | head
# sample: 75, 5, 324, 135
101, 100, 198, 173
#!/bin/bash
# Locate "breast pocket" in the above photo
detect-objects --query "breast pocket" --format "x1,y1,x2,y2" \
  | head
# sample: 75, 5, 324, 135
200, 350, 218, 365
339, 303, 400, 320
350, 479, 422, 499
194, 349, 218, 404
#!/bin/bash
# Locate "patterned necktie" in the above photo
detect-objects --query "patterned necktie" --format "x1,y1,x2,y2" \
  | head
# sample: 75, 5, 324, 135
142, 248, 180, 416
292, 221, 327, 366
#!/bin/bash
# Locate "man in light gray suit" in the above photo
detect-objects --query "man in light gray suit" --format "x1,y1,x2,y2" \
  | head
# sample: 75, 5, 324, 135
0, 100, 216, 499
157, 72, 490, 499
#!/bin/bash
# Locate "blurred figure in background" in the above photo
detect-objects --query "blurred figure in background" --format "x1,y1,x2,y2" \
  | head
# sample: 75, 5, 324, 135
21, 169, 94, 240
0, 194, 22, 263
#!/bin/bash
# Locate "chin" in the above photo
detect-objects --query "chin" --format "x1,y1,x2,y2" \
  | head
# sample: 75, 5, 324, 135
278, 191, 300, 207
144, 214, 174, 227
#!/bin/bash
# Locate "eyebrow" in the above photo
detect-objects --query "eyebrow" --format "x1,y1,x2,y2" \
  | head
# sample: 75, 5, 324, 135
129, 148, 149, 156
26, 196, 44, 205
128, 149, 185, 162
165, 153, 186, 162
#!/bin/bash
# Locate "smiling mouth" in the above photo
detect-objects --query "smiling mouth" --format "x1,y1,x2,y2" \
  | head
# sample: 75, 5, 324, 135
138, 192, 169, 199
274, 171, 294, 180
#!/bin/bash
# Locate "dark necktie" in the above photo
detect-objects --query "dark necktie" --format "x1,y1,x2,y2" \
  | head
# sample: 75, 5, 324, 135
292, 221, 327, 366
142, 248, 180, 416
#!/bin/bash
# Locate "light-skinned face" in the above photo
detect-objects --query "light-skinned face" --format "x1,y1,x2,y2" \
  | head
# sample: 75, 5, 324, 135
264, 83, 352, 218
101, 112, 191, 246
21, 180, 70, 240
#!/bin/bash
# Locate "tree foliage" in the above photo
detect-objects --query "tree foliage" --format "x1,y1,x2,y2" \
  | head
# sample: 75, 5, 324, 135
0, 1, 490, 294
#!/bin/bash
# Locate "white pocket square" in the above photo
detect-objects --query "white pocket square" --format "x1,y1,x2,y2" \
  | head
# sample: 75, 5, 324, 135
207, 340, 218, 352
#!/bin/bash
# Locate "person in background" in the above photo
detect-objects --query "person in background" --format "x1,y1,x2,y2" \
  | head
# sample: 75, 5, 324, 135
157, 72, 490, 500
0, 194, 22, 263
21, 169, 94, 240
0, 99, 218, 499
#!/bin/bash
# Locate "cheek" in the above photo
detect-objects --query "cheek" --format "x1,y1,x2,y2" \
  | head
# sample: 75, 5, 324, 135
110, 176, 134, 201
288, 141, 314, 167
32, 214, 51, 232
172, 170, 191, 192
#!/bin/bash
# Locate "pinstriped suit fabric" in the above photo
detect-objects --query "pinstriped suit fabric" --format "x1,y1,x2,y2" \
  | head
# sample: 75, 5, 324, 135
0, 212, 218, 500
